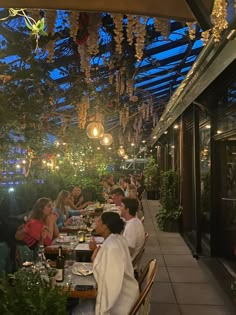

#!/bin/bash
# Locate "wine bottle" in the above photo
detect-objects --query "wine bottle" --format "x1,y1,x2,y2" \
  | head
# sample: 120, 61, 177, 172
56, 246, 65, 283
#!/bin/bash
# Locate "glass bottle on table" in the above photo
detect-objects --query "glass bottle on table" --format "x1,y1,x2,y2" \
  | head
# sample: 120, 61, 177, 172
56, 246, 65, 283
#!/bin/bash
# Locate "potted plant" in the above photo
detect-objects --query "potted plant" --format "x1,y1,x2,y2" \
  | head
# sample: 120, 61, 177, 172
156, 170, 182, 231
0, 268, 69, 314
143, 157, 160, 200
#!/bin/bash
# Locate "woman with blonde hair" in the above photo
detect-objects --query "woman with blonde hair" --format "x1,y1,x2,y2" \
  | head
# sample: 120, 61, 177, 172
53, 190, 80, 229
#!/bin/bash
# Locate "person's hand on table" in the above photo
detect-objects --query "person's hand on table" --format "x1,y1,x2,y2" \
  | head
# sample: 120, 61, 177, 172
64, 217, 72, 226
89, 236, 97, 251
85, 201, 94, 206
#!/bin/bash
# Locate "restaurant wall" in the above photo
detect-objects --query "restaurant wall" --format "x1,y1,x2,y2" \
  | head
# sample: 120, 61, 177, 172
158, 59, 236, 258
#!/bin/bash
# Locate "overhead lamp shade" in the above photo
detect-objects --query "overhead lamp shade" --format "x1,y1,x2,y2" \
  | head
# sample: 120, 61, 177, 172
100, 133, 113, 146
86, 122, 104, 139
117, 148, 125, 157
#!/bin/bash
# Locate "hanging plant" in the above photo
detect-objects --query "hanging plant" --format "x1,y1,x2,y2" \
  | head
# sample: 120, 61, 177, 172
126, 15, 136, 46
126, 78, 134, 99
76, 96, 89, 129
119, 107, 129, 131
78, 44, 91, 83
211, 0, 228, 43
111, 14, 124, 54
135, 16, 147, 61
186, 22, 197, 40
69, 11, 79, 41
87, 13, 101, 56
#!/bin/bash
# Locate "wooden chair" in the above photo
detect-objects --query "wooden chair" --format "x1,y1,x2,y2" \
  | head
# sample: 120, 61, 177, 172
138, 189, 146, 212
132, 232, 149, 269
129, 259, 157, 315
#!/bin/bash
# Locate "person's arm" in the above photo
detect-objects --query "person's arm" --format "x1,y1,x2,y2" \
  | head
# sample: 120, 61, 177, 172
53, 222, 59, 238
66, 199, 77, 210
123, 225, 136, 257
46, 213, 59, 239
76, 201, 93, 210
75, 195, 84, 207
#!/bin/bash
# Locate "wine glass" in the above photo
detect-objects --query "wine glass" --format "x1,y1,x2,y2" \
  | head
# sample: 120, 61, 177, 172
67, 238, 77, 266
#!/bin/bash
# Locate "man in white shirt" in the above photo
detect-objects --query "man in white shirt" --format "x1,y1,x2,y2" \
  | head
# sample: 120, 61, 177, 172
120, 197, 145, 259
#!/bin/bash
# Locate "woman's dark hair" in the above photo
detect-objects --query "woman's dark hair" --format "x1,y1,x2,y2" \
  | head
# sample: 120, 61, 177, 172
30, 197, 51, 221
101, 212, 124, 234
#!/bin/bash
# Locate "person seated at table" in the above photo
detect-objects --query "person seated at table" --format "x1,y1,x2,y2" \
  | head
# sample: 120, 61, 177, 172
53, 190, 81, 229
127, 183, 138, 198
121, 177, 131, 196
110, 187, 125, 206
24, 197, 59, 249
120, 197, 145, 259
75, 212, 139, 315
67, 186, 93, 210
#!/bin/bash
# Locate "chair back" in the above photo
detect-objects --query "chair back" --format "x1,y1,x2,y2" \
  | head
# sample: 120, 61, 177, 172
129, 259, 157, 315
132, 232, 149, 268
138, 189, 145, 201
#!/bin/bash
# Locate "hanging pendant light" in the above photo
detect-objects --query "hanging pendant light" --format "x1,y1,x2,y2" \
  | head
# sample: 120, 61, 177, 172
100, 133, 113, 146
86, 122, 104, 139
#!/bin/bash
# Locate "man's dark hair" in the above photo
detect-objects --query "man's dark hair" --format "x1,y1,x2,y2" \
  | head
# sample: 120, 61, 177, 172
123, 177, 131, 184
110, 187, 125, 197
122, 197, 139, 216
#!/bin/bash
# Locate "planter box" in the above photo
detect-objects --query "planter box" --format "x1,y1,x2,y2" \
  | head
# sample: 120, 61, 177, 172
163, 219, 180, 232
147, 190, 160, 200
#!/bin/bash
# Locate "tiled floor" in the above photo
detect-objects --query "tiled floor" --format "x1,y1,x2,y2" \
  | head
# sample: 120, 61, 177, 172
142, 199, 236, 315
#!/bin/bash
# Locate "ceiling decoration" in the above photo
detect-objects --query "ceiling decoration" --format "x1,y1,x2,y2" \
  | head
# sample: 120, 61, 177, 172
0, 7, 206, 157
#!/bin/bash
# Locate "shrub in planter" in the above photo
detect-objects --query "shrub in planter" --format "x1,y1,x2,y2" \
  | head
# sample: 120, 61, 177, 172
156, 170, 182, 231
0, 268, 68, 314
143, 157, 160, 199
156, 206, 183, 231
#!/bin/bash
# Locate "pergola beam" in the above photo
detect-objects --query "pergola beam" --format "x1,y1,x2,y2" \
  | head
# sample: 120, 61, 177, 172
0, 0, 196, 21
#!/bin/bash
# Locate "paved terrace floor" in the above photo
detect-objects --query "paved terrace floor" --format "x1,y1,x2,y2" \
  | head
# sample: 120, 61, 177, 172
142, 199, 236, 315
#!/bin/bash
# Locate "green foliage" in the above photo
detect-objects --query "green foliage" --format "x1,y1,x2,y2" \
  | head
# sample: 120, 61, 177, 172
160, 170, 179, 210
0, 269, 68, 315
156, 206, 183, 230
143, 157, 160, 191
156, 170, 182, 230
0, 174, 104, 216
24, 17, 47, 37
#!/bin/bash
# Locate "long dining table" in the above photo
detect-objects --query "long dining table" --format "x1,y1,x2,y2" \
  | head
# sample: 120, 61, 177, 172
59, 262, 97, 299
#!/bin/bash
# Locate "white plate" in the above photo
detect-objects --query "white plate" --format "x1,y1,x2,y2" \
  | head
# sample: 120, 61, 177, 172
72, 263, 93, 276
56, 236, 71, 243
